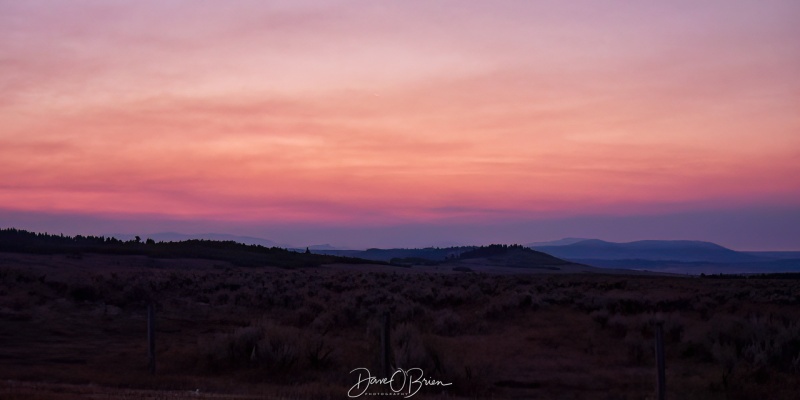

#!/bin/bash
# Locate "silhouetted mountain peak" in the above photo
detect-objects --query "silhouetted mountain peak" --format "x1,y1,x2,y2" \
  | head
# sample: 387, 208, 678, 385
532, 239, 761, 263
526, 237, 591, 247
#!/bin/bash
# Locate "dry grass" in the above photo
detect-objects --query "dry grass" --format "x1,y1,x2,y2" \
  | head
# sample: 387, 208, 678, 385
1, 252, 799, 399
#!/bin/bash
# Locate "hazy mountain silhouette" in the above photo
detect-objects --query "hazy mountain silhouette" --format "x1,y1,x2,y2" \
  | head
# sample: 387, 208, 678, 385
526, 237, 591, 247
532, 239, 764, 263
305, 243, 340, 251
530, 239, 800, 274
743, 251, 800, 260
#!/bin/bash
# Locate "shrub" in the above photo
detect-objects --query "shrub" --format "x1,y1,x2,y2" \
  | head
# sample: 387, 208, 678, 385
69, 285, 99, 302
393, 323, 430, 370
431, 309, 462, 336
624, 331, 649, 365
255, 329, 299, 372
590, 309, 610, 329
304, 335, 334, 370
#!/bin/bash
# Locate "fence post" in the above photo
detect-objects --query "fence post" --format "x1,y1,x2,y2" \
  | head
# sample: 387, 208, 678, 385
148, 303, 156, 375
655, 321, 665, 400
381, 312, 391, 378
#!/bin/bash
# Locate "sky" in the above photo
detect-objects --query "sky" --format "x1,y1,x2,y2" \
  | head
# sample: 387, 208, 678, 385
1, 1, 799, 250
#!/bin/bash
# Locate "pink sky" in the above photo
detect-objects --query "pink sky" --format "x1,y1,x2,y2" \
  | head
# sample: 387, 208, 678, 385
1, 1, 799, 249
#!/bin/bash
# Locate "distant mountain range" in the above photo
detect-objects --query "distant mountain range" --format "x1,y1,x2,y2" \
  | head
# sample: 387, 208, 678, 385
529, 239, 800, 274
90, 231, 800, 274
532, 239, 763, 263
1, 228, 593, 273
316, 244, 646, 274
526, 237, 592, 247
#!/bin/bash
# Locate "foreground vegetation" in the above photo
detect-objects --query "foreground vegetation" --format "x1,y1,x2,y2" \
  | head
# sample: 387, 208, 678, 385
0, 252, 799, 399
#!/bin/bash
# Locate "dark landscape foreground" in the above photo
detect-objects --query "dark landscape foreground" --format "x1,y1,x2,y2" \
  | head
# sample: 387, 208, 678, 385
1, 251, 799, 399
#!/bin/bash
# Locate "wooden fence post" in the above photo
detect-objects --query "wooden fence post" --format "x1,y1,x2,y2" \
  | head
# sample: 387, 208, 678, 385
148, 303, 156, 375
381, 312, 391, 378
655, 321, 666, 400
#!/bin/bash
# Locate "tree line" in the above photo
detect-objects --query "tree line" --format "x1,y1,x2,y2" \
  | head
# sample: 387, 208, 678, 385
0, 228, 378, 268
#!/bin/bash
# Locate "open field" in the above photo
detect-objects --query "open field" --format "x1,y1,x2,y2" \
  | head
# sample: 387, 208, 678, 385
1, 252, 799, 399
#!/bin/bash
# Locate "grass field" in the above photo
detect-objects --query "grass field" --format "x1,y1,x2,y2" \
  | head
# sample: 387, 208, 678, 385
1, 252, 799, 399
